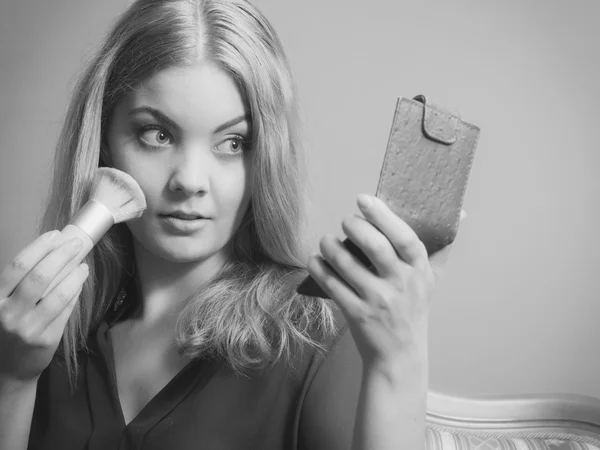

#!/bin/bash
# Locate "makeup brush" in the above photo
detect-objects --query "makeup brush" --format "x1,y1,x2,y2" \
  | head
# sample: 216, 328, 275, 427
42, 167, 147, 298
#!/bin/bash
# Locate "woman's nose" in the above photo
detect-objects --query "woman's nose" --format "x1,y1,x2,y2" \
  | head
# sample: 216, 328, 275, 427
167, 145, 211, 196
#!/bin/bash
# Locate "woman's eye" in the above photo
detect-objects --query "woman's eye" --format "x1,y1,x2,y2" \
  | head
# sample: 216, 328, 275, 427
138, 127, 172, 148
215, 136, 247, 155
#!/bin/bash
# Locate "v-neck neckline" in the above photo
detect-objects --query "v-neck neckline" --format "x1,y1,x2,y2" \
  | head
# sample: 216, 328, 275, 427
90, 321, 221, 433
106, 321, 196, 424
86, 315, 222, 444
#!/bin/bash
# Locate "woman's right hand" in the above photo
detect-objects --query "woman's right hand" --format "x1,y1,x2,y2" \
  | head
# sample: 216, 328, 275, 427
0, 230, 90, 384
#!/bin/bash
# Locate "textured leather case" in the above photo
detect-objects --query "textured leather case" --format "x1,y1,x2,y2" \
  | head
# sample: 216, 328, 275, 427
297, 95, 480, 299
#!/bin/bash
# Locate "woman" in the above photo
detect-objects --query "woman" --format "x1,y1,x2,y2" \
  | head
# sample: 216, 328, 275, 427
0, 0, 454, 449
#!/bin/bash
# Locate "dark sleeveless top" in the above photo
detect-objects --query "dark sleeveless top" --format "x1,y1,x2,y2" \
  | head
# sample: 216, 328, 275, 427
27, 287, 363, 450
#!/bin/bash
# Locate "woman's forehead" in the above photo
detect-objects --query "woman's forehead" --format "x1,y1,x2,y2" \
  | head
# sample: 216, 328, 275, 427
119, 61, 249, 132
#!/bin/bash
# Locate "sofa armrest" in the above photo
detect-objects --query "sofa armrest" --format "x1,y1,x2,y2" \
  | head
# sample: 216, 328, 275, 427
425, 391, 600, 450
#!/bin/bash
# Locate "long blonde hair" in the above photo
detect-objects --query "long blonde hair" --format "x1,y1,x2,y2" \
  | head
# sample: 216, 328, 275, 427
40, 0, 336, 382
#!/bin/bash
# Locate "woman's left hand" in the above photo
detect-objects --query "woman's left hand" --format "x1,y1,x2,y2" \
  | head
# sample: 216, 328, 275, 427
307, 193, 461, 373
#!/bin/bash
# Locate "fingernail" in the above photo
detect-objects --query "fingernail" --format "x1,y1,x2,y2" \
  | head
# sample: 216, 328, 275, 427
79, 263, 89, 274
357, 193, 373, 209
48, 230, 61, 241
68, 237, 84, 250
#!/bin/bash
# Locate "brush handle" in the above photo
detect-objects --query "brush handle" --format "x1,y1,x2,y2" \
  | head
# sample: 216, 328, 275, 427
41, 201, 114, 298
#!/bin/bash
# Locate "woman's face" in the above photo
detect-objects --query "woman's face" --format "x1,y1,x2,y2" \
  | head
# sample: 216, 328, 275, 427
105, 60, 252, 265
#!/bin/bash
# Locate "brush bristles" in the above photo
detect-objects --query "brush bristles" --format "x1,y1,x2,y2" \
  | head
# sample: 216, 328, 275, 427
89, 168, 147, 223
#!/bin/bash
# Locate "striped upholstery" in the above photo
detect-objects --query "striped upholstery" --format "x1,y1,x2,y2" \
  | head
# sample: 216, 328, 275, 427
426, 424, 600, 450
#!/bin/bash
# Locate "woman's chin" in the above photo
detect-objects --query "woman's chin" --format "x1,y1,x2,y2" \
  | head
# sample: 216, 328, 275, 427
156, 246, 216, 264
134, 237, 219, 265
129, 226, 229, 265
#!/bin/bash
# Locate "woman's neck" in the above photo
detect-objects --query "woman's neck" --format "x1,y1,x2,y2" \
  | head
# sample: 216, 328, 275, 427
130, 240, 228, 325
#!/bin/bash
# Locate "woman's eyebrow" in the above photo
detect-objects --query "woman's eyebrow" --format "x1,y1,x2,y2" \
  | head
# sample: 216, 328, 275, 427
128, 107, 180, 133
128, 107, 250, 135
213, 114, 251, 134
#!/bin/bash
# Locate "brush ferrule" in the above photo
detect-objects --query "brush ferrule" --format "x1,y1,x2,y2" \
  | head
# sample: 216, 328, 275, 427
70, 200, 115, 245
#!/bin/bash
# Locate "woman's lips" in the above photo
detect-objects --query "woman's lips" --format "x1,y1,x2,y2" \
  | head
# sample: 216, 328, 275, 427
159, 215, 210, 233
161, 212, 205, 220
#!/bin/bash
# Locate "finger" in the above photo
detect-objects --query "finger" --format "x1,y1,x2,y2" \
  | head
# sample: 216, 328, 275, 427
8, 237, 85, 316
0, 231, 61, 298
306, 254, 365, 320
39, 289, 81, 346
28, 263, 89, 338
319, 233, 383, 297
356, 194, 428, 271
341, 214, 406, 279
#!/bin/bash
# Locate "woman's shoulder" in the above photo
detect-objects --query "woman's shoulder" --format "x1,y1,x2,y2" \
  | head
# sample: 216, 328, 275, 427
282, 301, 355, 380
290, 304, 363, 449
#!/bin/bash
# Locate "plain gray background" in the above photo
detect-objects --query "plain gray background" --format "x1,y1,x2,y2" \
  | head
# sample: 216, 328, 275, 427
0, 0, 599, 400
